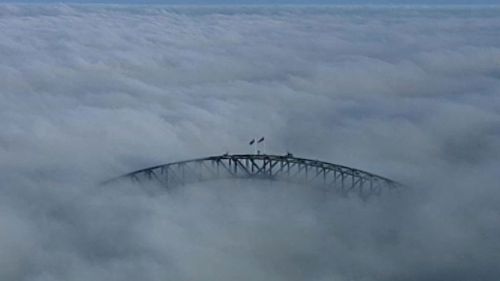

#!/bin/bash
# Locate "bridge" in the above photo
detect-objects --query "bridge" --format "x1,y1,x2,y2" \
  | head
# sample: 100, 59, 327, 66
105, 153, 402, 199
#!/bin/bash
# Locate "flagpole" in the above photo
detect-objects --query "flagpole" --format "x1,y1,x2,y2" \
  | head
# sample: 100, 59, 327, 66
257, 136, 265, 155
249, 138, 257, 154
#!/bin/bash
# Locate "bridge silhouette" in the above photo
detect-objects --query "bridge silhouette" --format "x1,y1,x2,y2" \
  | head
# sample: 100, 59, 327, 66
105, 153, 402, 199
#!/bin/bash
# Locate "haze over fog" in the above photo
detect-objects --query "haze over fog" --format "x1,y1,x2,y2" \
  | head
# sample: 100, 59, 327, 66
0, 4, 499, 281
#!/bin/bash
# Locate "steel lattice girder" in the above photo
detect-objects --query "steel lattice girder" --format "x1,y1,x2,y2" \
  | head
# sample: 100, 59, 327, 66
104, 154, 402, 199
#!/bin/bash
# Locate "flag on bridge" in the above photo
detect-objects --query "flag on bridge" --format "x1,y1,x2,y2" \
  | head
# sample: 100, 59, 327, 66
249, 139, 255, 145
257, 137, 265, 143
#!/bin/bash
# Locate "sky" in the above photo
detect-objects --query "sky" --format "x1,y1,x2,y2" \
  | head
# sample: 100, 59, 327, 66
2, 0, 500, 5
1, 4, 500, 281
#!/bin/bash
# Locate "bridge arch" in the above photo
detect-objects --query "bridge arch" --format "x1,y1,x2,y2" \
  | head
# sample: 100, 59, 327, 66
105, 153, 401, 199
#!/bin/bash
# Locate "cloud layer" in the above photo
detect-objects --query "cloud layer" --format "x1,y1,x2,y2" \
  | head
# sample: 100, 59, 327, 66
1, 5, 499, 281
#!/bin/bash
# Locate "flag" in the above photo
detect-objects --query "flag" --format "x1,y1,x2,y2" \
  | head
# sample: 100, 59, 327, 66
257, 137, 265, 143
249, 139, 255, 145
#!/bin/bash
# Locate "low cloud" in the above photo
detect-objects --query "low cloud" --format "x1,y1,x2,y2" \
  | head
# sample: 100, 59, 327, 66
0, 5, 499, 281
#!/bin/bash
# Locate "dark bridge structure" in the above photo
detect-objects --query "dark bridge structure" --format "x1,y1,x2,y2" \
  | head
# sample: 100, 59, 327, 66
106, 153, 402, 199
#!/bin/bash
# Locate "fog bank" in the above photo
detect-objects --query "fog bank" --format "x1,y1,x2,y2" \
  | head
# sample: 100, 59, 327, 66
0, 5, 499, 281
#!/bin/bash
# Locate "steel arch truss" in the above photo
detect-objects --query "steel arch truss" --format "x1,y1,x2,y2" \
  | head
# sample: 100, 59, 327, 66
107, 154, 401, 199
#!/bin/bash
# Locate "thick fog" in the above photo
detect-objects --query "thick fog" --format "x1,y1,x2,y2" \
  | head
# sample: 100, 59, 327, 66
1, 5, 499, 281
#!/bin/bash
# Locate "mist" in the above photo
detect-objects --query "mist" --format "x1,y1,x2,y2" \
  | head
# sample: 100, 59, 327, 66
0, 4, 499, 281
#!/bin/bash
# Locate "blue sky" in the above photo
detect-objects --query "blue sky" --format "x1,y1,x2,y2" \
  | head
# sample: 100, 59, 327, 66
2, 0, 499, 5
